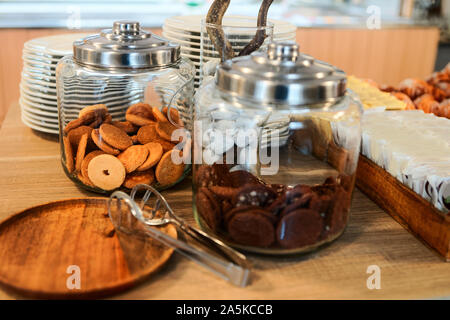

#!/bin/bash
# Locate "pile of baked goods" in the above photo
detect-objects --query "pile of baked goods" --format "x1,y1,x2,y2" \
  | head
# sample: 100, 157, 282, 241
377, 63, 449, 118
62, 103, 187, 191
195, 164, 353, 249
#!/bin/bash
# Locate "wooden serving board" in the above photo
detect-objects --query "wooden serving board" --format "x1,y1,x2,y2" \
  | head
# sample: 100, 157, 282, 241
0, 198, 177, 298
356, 155, 450, 261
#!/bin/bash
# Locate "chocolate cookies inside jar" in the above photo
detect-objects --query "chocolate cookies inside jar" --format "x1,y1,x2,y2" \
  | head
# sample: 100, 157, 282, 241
193, 41, 362, 254
57, 21, 195, 193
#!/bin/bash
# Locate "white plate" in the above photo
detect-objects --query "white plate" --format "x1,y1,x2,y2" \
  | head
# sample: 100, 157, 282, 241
21, 115, 59, 135
20, 99, 58, 118
21, 78, 57, 93
22, 70, 57, 84
24, 33, 91, 56
23, 56, 58, 69
21, 111, 59, 128
22, 66, 56, 78
22, 48, 62, 63
21, 107, 59, 124
165, 15, 296, 34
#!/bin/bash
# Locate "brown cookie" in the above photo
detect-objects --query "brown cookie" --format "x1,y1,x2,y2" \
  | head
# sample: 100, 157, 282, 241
91, 129, 120, 155
232, 184, 277, 208
64, 118, 85, 134
155, 150, 185, 186
138, 142, 163, 171
228, 211, 275, 247
162, 106, 183, 127
196, 187, 221, 231
77, 172, 94, 187
131, 135, 139, 144
111, 121, 138, 134
78, 104, 108, 118
75, 133, 88, 172
153, 138, 176, 152
276, 209, 323, 249
224, 205, 276, 226
63, 136, 74, 174
117, 145, 149, 173
81, 150, 105, 182
195, 164, 232, 188
151, 106, 168, 122
123, 169, 155, 189
137, 124, 158, 144
67, 125, 93, 151
99, 123, 133, 151
125, 102, 155, 126
87, 154, 126, 191
156, 120, 178, 141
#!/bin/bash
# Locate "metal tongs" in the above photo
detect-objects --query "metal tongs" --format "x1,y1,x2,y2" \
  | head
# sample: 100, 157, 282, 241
107, 184, 251, 287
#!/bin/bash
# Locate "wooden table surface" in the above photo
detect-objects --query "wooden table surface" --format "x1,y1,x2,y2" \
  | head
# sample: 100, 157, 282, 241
0, 103, 449, 300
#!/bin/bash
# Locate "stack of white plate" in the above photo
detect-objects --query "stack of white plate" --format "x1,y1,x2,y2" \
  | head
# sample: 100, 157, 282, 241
163, 15, 297, 87
20, 33, 91, 134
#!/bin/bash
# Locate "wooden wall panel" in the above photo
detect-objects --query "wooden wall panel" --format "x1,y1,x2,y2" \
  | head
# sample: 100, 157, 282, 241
0, 27, 439, 128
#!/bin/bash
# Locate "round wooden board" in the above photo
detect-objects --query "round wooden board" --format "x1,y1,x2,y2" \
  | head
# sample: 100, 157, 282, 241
0, 198, 177, 299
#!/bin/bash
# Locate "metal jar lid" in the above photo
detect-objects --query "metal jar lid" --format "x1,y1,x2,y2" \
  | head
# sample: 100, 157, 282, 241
215, 41, 346, 106
73, 21, 180, 69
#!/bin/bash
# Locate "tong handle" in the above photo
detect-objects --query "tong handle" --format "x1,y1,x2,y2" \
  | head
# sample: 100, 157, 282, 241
140, 222, 250, 287
173, 218, 251, 269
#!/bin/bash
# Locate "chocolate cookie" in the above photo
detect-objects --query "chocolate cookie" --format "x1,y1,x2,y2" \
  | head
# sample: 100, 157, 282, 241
232, 184, 277, 208
321, 187, 350, 239
196, 187, 221, 231
208, 185, 238, 200
99, 123, 133, 151
276, 209, 323, 249
229, 170, 263, 188
228, 210, 275, 247
195, 164, 232, 188
279, 193, 315, 217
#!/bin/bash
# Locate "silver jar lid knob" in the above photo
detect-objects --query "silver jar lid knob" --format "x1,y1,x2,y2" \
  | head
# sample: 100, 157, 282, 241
267, 41, 299, 62
113, 21, 140, 36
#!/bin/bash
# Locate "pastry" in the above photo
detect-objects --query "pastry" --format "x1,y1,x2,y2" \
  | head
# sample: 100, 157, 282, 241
91, 129, 120, 155
414, 94, 439, 113
63, 136, 74, 173
87, 154, 126, 191
123, 169, 155, 189
99, 123, 133, 151
75, 133, 88, 172
155, 150, 185, 186
391, 92, 415, 110
137, 142, 163, 171
117, 145, 149, 173
399, 78, 433, 100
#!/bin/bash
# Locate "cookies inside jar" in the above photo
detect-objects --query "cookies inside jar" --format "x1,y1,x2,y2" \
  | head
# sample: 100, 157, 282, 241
61, 103, 190, 192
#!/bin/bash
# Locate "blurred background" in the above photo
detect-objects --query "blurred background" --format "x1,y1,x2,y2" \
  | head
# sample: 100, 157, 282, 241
0, 0, 449, 125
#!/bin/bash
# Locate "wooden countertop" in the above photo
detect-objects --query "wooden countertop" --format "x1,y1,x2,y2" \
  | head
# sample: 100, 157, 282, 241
0, 103, 449, 300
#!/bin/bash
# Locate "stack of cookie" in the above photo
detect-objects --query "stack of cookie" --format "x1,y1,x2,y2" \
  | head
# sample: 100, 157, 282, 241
195, 164, 353, 250
62, 103, 187, 192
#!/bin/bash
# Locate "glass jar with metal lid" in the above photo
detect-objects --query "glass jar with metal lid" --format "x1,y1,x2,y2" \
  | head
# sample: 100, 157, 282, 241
57, 21, 195, 193
193, 41, 362, 254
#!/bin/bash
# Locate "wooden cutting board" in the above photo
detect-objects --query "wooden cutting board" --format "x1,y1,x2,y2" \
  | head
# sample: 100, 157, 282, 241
356, 155, 450, 261
0, 198, 177, 298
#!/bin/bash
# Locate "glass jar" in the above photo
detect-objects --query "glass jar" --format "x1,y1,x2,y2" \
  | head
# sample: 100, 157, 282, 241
193, 42, 362, 254
57, 21, 195, 193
